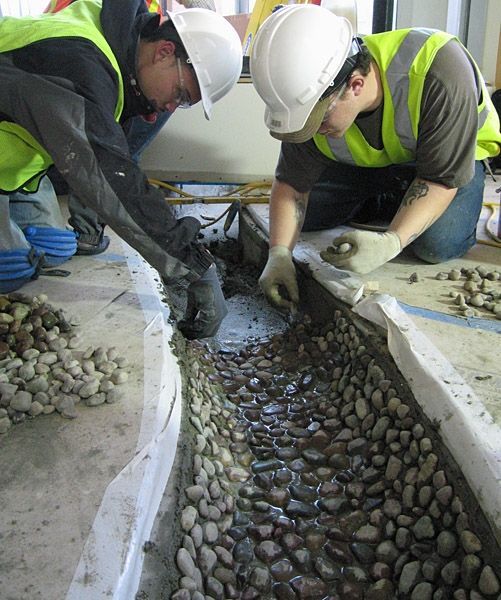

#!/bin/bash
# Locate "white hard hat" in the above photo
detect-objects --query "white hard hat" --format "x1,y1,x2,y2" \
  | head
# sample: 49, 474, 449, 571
250, 5, 354, 142
169, 9, 243, 118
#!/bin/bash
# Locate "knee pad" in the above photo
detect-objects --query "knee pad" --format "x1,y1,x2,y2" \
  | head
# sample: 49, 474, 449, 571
0, 248, 42, 293
24, 226, 77, 267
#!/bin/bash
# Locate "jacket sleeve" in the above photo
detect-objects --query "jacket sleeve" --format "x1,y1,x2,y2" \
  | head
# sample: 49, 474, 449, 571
0, 56, 212, 286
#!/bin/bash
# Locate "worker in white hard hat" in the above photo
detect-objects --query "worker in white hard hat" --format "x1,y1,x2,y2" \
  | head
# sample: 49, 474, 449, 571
250, 4, 501, 312
44, 0, 216, 258
0, 0, 243, 339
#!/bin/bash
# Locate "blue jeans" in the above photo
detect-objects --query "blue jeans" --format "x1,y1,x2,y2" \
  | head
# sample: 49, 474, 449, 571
68, 111, 172, 238
0, 176, 65, 251
124, 112, 172, 163
304, 161, 485, 264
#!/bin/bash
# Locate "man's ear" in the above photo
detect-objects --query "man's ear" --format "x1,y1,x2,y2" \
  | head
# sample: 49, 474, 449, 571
350, 73, 365, 97
155, 39, 176, 63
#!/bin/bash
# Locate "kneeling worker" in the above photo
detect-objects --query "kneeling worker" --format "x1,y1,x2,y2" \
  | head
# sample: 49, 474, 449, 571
0, 0, 243, 339
250, 5, 501, 312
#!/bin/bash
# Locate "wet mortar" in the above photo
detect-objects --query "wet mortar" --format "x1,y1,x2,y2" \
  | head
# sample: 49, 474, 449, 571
137, 232, 501, 600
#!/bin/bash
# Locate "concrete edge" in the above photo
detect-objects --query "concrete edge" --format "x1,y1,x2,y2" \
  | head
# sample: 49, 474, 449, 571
66, 243, 182, 599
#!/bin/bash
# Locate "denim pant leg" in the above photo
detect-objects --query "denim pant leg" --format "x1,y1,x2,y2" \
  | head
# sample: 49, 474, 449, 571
410, 161, 485, 263
0, 194, 30, 251
9, 176, 65, 230
68, 111, 172, 236
126, 111, 172, 163
2, 176, 66, 251
303, 162, 415, 231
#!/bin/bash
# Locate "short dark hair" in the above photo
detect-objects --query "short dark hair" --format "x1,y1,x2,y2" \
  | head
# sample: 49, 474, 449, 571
353, 44, 371, 76
320, 41, 371, 100
141, 19, 190, 63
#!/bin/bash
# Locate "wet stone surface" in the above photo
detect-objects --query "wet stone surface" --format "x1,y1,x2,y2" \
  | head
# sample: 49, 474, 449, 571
166, 312, 501, 600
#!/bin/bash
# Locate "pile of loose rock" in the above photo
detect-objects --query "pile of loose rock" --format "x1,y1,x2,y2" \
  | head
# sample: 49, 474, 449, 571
169, 311, 501, 600
435, 266, 501, 319
0, 292, 129, 435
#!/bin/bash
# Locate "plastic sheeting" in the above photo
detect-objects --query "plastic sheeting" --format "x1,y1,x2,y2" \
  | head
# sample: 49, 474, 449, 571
66, 248, 183, 599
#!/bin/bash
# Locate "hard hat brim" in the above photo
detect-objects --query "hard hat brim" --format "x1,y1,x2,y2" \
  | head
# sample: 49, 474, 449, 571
269, 95, 332, 144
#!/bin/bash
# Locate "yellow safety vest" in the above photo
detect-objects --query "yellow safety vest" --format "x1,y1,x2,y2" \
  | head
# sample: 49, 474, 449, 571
314, 28, 501, 167
0, 0, 124, 193
45, 0, 163, 15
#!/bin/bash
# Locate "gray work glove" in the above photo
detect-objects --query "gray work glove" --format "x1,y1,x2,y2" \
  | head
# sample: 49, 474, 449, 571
258, 245, 299, 312
320, 230, 401, 274
178, 264, 228, 339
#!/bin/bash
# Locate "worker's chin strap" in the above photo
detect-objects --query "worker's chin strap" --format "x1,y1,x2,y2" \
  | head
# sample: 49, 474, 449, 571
128, 73, 158, 120
127, 23, 159, 121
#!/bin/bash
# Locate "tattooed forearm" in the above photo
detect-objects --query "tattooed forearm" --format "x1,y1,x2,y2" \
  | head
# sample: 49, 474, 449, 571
400, 179, 429, 208
402, 217, 435, 247
293, 192, 308, 228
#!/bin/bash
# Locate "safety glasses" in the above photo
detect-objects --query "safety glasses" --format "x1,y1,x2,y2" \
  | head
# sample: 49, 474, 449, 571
174, 58, 192, 109
320, 82, 347, 124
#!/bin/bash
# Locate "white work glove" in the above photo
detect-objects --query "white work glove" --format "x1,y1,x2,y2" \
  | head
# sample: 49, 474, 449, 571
320, 230, 401, 274
259, 245, 299, 311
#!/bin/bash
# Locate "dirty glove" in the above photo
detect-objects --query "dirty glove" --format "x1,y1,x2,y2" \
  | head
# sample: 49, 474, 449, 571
178, 264, 228, 339
259, 245, 299, 311
320, 230, 401, 274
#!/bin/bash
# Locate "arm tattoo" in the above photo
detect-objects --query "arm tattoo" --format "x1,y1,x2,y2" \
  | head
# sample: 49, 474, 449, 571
401, 179, 429, 207
293, 192, 308, 228
404, 217, 435, 247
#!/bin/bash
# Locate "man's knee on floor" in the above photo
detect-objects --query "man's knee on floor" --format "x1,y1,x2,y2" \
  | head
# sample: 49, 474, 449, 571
410, 235, 475, 264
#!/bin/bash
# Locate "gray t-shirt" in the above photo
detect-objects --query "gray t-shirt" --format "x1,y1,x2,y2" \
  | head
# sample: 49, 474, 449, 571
275, 38, 480, 192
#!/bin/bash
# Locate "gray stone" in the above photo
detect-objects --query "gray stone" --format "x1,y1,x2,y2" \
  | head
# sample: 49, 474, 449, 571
176, 548, 195, 578
10, 390, 32, 412
399, 561, 421, 594
478, 565, 501, 595
181, 506, 198, 532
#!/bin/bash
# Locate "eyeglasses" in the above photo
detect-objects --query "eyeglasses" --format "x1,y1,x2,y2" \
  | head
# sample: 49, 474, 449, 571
174, 57, 192, 109
320, 82, 347, 124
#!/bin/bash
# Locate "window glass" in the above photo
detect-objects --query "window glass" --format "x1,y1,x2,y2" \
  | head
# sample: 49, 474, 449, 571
0, 0, 47, 16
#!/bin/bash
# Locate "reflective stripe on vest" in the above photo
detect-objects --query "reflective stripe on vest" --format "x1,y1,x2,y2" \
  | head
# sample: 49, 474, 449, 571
0, 0, 124, 193
313, 28, 501, 167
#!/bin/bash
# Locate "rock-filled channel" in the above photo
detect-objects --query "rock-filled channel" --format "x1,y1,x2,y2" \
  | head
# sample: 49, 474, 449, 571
146, 309, 501, 600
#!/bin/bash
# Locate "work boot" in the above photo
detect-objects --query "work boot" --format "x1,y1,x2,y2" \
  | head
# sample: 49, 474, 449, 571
75, 232, 110, 256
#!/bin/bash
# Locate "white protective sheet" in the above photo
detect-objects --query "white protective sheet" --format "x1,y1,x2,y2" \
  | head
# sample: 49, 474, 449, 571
66, 247, 183, 599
